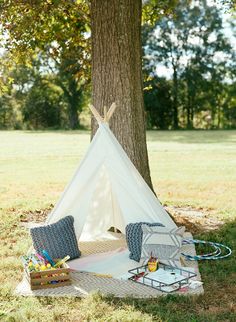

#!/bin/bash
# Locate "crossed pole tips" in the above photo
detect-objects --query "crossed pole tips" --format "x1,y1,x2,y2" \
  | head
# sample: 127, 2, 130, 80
89, 102, 117, 124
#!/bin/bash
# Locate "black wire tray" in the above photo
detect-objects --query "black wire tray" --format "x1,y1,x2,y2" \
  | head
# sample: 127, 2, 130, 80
128, 263, 197, 293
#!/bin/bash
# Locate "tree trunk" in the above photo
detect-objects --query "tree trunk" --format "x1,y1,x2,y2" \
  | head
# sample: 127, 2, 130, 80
190, 101, 194, 127
217, 98, 221, 129
61, 78, 80, 129
68, 99, 79, 129
90, 0, 153, 189
172, 66, 179, 129
186, 94, 192, 129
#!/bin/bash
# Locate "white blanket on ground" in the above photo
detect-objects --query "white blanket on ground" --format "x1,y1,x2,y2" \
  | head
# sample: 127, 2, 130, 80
68, 247, 141, 279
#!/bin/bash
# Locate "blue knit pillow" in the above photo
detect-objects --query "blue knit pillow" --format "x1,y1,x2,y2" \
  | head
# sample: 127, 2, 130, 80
125, 222, 164, 262
30, 216, 81, 260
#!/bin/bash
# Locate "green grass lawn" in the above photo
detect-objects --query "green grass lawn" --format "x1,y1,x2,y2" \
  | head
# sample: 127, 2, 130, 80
0, 130, 235, 322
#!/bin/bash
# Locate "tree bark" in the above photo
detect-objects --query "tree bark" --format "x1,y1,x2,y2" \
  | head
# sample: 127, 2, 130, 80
90, 0, 153, 189
217, 97, 221, 129
60, 78, 80, 129
187, 92, 194, 129
68, 98, 79, 129
172, 66, 179, 129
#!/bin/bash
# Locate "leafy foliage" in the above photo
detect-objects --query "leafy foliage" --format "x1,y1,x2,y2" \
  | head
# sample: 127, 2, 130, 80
0, 0, 90, 69
144, 76, 173, 129
142, 0, 180, 24
0, 0, 90, 129
143, 0, 236, 129
0, 0, 236, 129
23, 78, 63, 129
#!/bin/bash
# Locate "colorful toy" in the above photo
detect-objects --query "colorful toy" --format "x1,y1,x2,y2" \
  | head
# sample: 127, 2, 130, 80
35, 263, 40, 271
147, 253, 159, 272
42, 250, 55, 266
27, 261, 34, 272
21, 252, 71, 290
30, 254, 39, 265
36, 253, 46, 263
182, 239, 232, 261
54, 255, 70, 268
21, 252, 70, 272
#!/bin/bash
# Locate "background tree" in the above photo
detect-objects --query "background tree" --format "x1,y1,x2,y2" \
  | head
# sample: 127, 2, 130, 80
0, 0, 90, 129
0, 53, 89, 130
0, 55, 19, 129
0, 0, 178, 188
143, 74, 173, 129
143, 0, 236, 129
44, 51, 89, 129
23, 77, 63, 129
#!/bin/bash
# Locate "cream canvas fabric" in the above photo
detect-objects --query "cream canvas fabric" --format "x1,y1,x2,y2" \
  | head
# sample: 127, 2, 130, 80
46, 122, 177, 241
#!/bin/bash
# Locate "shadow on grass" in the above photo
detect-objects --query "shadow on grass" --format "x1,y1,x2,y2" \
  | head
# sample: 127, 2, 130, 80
23, 129, 90, 135
147, 130, 236, 144
104, 219, 236, 322
16, 129, 236, 145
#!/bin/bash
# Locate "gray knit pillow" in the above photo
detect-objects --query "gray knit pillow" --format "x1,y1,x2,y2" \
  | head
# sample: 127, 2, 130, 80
30, 216, 81, 260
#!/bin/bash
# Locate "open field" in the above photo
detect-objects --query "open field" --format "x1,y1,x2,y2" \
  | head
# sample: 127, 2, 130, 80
0, 130, 236, 321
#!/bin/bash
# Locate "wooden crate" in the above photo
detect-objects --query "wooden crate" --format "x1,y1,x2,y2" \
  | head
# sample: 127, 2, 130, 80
25, 260, 71, 290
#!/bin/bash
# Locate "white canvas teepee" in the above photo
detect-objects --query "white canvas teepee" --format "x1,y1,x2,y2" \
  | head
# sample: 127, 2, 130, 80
46, 104, 176, 241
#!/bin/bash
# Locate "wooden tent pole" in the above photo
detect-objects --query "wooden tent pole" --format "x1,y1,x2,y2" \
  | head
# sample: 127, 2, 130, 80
107, 102, 117, 122
104, 105, 107, 122
89, 102, 116, 124
89, 104, 104, 123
